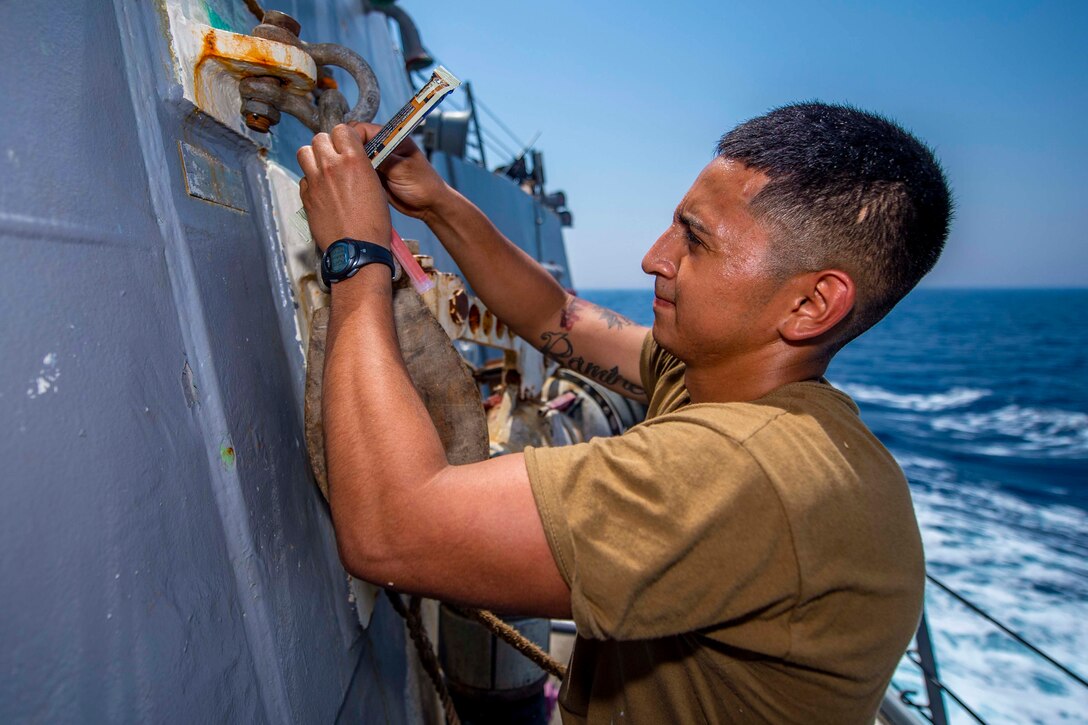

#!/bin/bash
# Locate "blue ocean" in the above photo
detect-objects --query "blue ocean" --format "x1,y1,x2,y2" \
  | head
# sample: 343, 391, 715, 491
581, 288, 1088, 723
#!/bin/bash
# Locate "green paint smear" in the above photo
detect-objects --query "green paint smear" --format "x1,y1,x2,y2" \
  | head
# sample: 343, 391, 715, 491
220, 443, 236, 469
204, 2, 232, 31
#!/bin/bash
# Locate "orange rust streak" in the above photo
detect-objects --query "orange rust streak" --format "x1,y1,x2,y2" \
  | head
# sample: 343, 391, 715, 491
192, 32, 218, 109
193, 29, 313, 111
217, 49, 290, 75
468, 304, 481, 335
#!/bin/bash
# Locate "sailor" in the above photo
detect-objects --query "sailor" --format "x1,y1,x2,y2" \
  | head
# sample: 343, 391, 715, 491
296, 102, 951, 723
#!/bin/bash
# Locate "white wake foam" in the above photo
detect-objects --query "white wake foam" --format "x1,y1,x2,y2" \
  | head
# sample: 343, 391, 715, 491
836, 382, 991, 412
931, 405, 1088, 459
891, 472, 1088, 723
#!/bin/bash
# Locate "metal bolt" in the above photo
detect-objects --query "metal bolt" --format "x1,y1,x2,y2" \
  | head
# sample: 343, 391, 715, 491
242, 98, 281, 133
260, 11, 301, 37
253, 11, 303, 47
243, 11, 301, 132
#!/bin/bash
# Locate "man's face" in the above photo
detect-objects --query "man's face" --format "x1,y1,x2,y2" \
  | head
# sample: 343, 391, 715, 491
641, 157, 784, 363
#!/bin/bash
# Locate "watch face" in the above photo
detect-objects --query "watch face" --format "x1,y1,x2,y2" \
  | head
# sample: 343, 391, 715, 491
328, 242, 353, 275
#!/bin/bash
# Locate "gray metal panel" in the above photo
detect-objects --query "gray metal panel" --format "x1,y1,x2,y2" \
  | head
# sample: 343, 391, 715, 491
160, 115, 364, 719
0, 238, 266, 722
0, 3, 160, 245
1, 0, 413, 721
1, 1, 575, 721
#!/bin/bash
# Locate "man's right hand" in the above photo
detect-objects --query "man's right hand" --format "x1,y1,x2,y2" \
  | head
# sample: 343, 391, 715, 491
349, 122, 451, 222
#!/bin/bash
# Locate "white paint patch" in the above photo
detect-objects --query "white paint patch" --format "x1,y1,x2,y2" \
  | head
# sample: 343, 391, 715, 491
26, 352, 61, 398
264, 160, 323, 357
349, 577, 381, 629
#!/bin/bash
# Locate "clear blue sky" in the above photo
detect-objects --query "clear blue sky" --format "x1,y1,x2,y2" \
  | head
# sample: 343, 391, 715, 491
403, 0, 1087, 290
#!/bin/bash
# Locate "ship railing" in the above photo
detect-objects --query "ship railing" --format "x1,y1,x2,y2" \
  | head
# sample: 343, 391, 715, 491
887, 573, 1088, 725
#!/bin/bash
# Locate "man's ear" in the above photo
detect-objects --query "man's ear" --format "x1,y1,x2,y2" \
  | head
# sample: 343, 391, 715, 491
779, 270, 856, 342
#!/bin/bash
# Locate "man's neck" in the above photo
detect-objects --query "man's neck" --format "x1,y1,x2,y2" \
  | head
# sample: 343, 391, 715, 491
682, 348, 829, 404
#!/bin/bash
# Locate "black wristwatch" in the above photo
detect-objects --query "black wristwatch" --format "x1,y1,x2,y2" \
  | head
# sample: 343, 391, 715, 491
321, 238, 397, 287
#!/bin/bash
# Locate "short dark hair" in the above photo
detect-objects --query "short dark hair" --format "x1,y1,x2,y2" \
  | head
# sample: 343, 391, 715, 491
717, 102, 952, 343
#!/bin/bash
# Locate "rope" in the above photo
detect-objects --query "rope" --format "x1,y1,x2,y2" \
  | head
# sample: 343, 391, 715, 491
385, 591, 462, 725
451, 605, 568, 680
384, 592, 567, 724
386, 595, 569, 719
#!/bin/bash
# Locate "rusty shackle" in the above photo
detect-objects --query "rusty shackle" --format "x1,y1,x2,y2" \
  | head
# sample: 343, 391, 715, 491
241, 11, 381, 134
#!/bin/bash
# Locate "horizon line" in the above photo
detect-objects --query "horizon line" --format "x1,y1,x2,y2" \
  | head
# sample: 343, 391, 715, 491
574, 285, 1088, 292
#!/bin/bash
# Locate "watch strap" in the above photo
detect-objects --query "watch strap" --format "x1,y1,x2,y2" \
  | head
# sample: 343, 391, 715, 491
321, 238, 396, 286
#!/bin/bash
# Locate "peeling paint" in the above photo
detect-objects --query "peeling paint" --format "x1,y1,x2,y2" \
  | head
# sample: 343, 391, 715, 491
26, 352, 60, 398
181, 360, 198, 407
220, 442, 236, 469
263, 161, 320, 357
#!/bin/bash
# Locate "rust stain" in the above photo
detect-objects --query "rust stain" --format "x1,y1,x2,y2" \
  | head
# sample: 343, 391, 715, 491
482, 309, 495, 336
220, 443, 236, 469
193, 28, 309, 112
192, 31, 217, 109
448, 288, 469, 326
199, 29, 290, 74
468, 304, 481, 335
245, 113, 273, 133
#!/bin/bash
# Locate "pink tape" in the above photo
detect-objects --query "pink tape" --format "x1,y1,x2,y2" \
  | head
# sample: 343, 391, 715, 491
390, 227, 434, 294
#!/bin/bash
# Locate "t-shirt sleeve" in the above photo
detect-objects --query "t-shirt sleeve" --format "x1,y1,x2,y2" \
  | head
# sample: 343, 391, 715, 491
524, 412, 799, 642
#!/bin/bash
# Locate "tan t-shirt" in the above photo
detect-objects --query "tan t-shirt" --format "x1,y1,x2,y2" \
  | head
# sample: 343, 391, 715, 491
524, 334, 924, 724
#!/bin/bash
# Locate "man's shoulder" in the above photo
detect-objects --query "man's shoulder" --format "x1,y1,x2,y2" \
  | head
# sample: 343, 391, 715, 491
735, 381, 910, 501
645, 380, 915, 534
642, 379, 861, 445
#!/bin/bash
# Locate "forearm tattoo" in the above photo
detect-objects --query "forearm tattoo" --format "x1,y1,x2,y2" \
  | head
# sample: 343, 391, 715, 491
541, 298, 644, 396
596, 306, 636, 330
559, 297, 636, 331
558, 298, 583, 331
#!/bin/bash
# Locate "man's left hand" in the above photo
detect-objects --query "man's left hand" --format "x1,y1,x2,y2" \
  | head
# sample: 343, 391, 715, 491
297, 124, 391, 252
